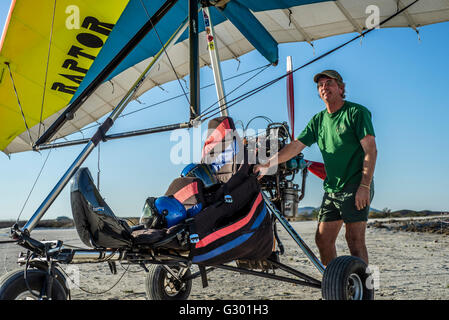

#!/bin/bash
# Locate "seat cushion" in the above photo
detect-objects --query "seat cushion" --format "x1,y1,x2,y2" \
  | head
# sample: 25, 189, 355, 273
131, 228, 167, 245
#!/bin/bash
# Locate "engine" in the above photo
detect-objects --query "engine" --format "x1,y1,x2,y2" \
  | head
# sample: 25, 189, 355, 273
243, 121, 308, 218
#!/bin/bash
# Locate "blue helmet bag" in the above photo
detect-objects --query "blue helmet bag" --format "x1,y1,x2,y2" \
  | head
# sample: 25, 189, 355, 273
140, 196, 187, 228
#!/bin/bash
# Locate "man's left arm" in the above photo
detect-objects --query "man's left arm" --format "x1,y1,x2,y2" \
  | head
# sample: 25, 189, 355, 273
355, 135, 378, 210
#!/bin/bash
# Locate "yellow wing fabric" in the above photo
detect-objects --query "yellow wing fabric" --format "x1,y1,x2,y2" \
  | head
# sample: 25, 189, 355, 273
2, 0, 449, 155
0, 0, 128, 154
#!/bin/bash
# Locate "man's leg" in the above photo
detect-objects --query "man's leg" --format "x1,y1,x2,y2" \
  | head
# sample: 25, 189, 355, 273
340, 183, 373, 265
345, 221, 368, 264
315, 220, 343, 266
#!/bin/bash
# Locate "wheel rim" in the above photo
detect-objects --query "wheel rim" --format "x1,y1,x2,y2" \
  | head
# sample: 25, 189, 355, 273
162, 270, 186, 297
15, 290, 41, 300
347, 273, 363, 300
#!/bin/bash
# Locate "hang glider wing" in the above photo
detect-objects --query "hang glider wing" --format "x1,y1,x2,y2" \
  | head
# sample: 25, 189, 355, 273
0, 0, 130, 154
1, 0, 449, 154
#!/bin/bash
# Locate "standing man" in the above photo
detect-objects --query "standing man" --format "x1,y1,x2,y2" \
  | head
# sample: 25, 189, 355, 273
254, 70, 377, 266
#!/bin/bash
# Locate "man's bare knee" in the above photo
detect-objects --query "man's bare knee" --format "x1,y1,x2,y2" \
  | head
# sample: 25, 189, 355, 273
345, 222, 366, 242
316, 221, 343, 245
345, 222, 368, 264
315, 232, 335, 249
315, 221, 343, 265
345, 232, 365, 248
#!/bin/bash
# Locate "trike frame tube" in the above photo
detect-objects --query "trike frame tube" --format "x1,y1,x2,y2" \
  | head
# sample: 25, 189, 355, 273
17, 18, 190, 235
202, 6, 228, 116
262, 192, 326, 274
211, 263, 321, 289
51, 248, 322, 289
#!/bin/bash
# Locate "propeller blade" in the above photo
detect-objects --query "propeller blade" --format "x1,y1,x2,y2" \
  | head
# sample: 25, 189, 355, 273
305, 160, 326, 180
286, 57, 325, 180
286, 56, 295, 138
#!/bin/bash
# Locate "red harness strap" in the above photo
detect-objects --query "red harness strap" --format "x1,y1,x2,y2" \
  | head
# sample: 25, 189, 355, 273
173, 182, 199, 203
195, 192, 262, 249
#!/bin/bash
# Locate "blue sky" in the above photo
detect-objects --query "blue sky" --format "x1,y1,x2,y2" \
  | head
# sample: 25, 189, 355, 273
1, 1, 449, 221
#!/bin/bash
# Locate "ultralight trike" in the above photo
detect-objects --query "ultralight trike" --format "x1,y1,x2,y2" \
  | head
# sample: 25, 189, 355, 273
1, 119, 374, 301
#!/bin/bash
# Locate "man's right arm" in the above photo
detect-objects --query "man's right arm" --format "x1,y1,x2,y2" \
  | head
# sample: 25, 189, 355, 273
254, 140, 307, 179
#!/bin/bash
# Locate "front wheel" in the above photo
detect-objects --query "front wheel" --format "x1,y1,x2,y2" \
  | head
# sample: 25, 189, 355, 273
0, 268, 68, 300
321, 256, 374, 300
145, 265, 192, 300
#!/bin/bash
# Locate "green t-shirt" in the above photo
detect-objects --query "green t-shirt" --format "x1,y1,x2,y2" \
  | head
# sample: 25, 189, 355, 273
297, 101, 375, 193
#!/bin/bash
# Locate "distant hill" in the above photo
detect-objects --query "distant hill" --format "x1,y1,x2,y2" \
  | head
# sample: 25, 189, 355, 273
296, 206, 445, 220
368, 208, 445, 219
0, 219, 74, 229
392, 209, 442, 216
297, 207, 318, 214
298, 206, 382, 214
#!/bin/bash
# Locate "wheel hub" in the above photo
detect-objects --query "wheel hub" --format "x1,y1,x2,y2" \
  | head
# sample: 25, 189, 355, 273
15, 290, 41, 300
164, 272, 184, 296
347, 273, 363, 300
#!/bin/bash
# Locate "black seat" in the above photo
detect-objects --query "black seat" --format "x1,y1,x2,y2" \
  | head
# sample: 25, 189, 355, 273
71, 168, 192, 250
70, 168, 134, 248
131, 224, 190, 250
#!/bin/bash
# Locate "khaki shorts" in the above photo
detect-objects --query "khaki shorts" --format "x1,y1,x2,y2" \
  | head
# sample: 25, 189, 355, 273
317, 182, 374, 223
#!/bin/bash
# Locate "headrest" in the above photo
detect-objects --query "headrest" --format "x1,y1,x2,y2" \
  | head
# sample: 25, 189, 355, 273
202, 116, 246, 183
165, 177, 206, 210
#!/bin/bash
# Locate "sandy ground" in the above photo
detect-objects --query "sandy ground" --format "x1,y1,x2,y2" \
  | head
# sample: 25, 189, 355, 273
1, 217, 448, 300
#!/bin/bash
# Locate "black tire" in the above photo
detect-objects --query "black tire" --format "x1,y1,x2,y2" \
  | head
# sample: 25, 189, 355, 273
145, 265, 192, 300
0, 268, 68, 300
31, 262, 71, 299
322, 256, 374, 300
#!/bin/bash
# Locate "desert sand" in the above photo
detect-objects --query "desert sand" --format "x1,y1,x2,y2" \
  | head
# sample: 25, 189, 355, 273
1, 217, 448, 300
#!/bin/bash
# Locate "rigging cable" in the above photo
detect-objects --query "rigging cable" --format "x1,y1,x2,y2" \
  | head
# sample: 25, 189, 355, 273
199, 70, 281, 122
65, 64, 271, 136
198, 0, 420, 122
38, 0, 57, 139
36, 0, 419, 148
198, 63, 271, 118
121, 63, 270, 119
5, 62, 34, 147
139, 0, 191, 106
16, 148, 53, 223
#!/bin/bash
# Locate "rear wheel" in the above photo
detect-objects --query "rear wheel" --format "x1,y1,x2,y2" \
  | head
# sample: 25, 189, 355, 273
145, 265, 192, 300
321, 256, 374, 300
0, 268, 68, 300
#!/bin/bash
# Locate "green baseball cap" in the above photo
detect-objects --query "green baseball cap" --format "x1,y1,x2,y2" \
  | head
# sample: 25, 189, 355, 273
313, 70, 343, 83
